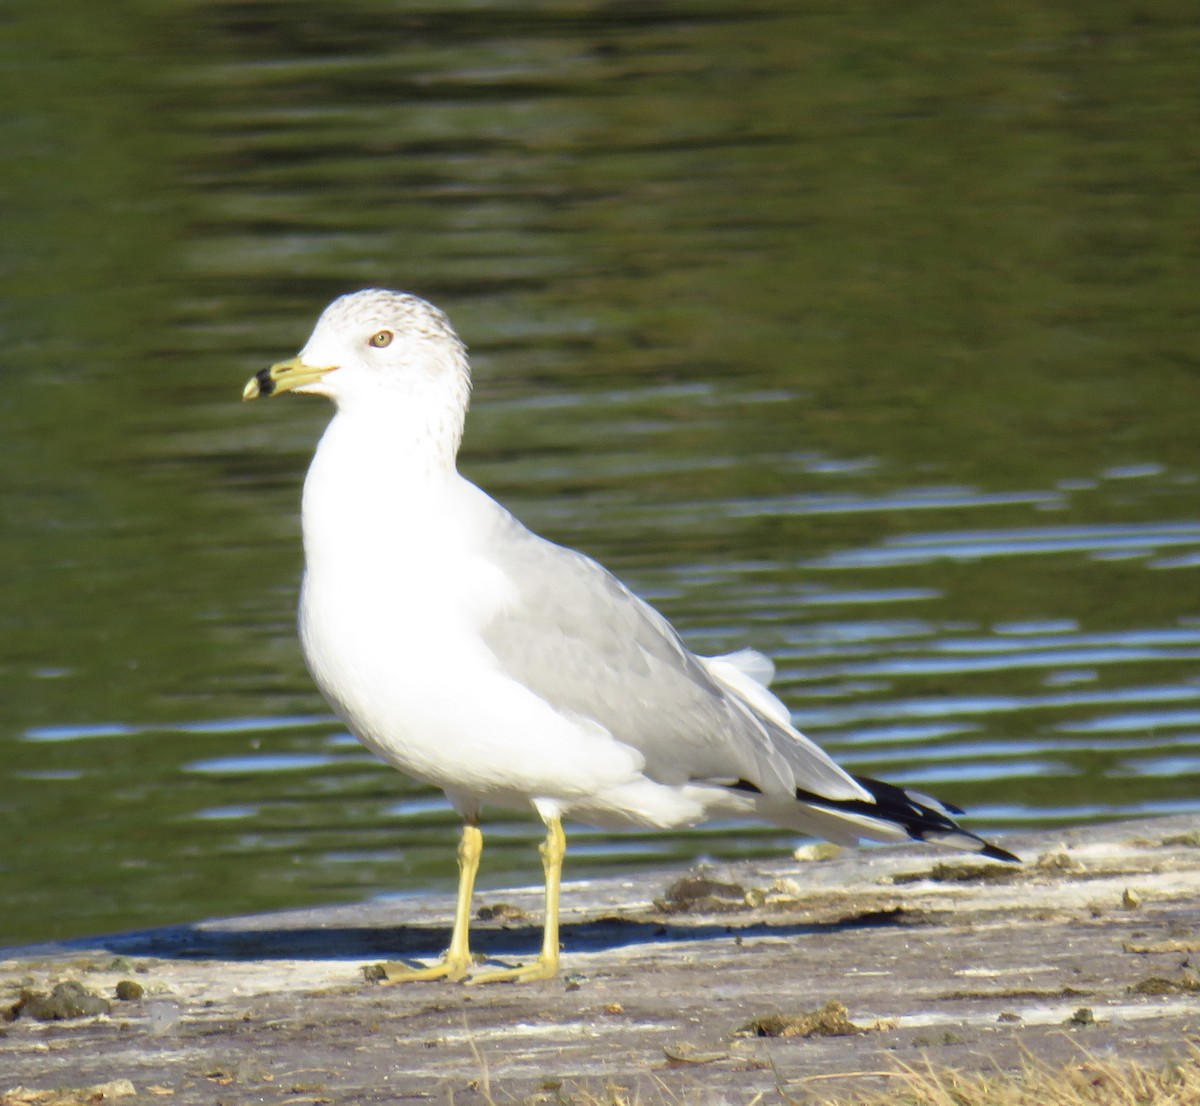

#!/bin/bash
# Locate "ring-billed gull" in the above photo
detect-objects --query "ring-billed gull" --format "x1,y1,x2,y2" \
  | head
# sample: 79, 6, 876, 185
243, 289, 1017, 983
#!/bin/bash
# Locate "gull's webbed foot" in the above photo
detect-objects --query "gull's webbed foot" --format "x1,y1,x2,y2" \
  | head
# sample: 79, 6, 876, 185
468, 952, 559, 984
369, 951, 475, 984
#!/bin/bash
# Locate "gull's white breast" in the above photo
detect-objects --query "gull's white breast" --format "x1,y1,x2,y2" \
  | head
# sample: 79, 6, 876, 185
296, 415, 645, 808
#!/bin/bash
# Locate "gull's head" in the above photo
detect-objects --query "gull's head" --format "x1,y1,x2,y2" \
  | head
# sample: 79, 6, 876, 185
243, 289, 470, 419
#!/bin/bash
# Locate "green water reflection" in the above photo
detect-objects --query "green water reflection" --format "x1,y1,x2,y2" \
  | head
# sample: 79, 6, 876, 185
1, 1, 1197, 945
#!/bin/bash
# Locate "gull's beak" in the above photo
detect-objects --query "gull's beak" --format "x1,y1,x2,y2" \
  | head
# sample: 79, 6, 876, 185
242, 356, 337, 401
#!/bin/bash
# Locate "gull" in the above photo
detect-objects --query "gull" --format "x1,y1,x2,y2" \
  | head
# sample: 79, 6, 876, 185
243, 289, 1017, 983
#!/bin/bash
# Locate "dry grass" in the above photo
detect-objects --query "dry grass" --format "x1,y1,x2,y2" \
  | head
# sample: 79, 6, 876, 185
799, 1047, 1200, 1106
503, 1047, 1200, 1106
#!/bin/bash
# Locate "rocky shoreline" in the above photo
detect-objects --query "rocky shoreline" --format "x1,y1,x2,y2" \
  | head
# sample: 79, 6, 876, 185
3, 815, 1199, 1103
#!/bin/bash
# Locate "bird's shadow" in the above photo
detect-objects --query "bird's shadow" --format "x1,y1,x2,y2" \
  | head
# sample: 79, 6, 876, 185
58, 907, 912, 965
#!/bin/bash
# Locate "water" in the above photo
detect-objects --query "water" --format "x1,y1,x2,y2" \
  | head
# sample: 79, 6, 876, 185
1, 1, 1197, 946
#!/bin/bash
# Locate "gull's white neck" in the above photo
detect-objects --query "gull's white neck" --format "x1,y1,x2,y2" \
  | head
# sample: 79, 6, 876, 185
300, 402, 464, 578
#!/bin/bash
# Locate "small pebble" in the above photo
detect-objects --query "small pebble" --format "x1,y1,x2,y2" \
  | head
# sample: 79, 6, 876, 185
115, 979, 145, 1001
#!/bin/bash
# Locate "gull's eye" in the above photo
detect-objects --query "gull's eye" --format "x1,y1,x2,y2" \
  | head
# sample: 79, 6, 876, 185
368, 330, 393, 348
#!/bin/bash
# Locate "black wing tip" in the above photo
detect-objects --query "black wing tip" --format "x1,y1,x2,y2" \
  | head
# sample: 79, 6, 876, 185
796, 774, 1021, 863
978, 841, 1021, 864
911, 827, 1021, 863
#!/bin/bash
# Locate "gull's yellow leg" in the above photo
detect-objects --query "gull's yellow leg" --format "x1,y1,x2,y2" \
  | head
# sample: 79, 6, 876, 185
376, 819, 482, 983
471, 815, 565, 984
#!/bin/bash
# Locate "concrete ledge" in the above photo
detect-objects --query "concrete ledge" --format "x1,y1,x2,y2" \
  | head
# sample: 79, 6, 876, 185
3, 815, 1199, 1102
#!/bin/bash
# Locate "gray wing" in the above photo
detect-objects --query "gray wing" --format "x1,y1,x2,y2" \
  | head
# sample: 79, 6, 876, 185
477, 507, 866, 803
